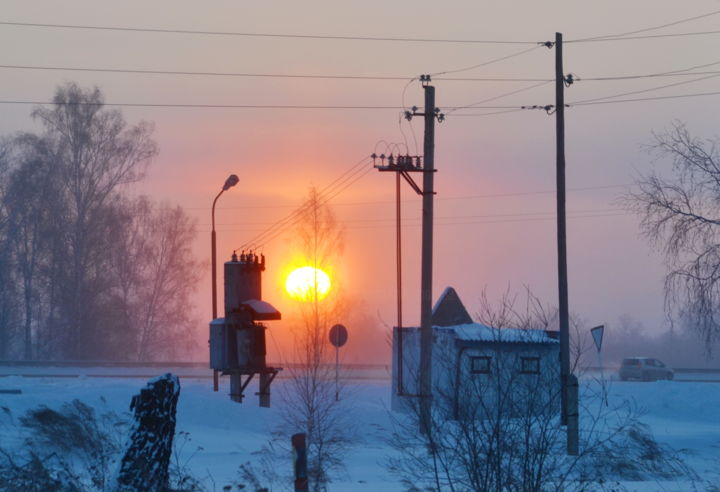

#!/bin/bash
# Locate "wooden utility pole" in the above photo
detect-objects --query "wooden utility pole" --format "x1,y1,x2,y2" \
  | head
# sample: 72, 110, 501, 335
419, 80, 436, 434
555, 31, 578, 455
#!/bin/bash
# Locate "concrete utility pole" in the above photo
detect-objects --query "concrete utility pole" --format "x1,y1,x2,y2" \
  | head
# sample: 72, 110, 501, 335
555, 31, 578, 455
373, 76, 440, 433
419, 78, 436, 434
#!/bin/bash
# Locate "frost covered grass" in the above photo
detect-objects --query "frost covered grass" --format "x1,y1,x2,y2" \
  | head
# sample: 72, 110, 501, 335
0, 374, 718, 491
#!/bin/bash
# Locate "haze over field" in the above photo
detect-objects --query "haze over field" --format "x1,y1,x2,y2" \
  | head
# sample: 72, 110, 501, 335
2, 1, 720, 362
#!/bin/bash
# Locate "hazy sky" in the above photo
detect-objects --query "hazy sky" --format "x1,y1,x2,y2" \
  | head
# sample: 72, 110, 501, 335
2, 1, 719, 361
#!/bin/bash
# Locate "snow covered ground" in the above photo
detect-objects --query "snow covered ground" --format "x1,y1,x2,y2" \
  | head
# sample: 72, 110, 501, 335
1, 371, 719, 491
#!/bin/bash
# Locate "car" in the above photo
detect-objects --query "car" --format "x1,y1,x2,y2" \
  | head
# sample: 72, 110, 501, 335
619, 357, 674, 381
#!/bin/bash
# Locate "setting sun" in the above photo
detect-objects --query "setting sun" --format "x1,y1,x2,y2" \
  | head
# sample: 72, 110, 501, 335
285, 266, 331, 301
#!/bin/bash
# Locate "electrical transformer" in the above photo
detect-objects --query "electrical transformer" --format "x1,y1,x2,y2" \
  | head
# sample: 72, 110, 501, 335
209, 251, 281, 405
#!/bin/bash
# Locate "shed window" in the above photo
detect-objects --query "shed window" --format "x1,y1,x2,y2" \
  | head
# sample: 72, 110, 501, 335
520, 357, 540, 374
470, 356, 491, 374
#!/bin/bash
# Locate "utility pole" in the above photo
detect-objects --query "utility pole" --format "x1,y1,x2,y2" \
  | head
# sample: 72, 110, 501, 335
419, 78, 436, 434
374, 75, 441, 434
555, 31, 578, 455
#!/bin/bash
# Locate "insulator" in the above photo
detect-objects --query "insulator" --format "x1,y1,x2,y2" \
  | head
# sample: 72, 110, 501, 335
388, 154, 394, 166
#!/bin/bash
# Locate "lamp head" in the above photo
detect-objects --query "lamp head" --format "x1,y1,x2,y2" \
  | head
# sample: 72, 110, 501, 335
223, 174, 239, 191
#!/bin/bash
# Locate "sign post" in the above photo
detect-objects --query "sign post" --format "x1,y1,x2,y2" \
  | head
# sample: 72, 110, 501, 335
590, 324, 607, 405
329, 324, 348, 401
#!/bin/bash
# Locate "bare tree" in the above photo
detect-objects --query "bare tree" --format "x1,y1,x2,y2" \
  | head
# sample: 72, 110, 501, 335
3, 146, 58, 360
106, 196, 201, 360
0, 138, 20, 359
387, 288, 657, 492
626, 121, 720, 353
31, 83, 157, 358
0, 83, 203, 361
278, 187, 353, 491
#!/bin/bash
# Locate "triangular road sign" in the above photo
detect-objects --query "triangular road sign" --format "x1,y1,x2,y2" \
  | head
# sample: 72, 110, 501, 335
590, 325, 604, 352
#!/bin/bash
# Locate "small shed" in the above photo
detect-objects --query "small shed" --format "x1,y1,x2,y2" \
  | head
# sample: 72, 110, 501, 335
391, 287, 560, 416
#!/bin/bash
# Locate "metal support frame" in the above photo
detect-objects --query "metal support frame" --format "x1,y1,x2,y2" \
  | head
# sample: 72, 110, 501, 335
228, 367, 281, 403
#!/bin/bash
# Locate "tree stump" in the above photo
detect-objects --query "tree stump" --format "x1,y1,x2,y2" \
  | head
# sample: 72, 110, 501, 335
114, 373, 180, 492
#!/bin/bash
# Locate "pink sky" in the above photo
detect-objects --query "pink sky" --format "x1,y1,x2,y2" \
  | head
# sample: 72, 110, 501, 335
2, 1, 719, 361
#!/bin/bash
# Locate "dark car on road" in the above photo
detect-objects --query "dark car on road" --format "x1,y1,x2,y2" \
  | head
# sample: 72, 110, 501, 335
619, 357, 674, 381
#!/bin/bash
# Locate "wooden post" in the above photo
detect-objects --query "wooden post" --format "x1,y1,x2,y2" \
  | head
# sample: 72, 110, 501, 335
292, 433, 308, 492
259, 372, 271, 407
230, 372, 243, 403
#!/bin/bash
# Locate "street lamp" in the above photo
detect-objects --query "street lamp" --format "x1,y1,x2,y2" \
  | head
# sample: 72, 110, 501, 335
211, 174, 239, 391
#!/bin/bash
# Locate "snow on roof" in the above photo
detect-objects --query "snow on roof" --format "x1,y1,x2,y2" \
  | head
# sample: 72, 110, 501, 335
241, 299, 281, 320
449, 323, 559, 344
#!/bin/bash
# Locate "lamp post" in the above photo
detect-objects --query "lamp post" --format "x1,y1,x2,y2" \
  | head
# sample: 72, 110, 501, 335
211, 174, 239, 391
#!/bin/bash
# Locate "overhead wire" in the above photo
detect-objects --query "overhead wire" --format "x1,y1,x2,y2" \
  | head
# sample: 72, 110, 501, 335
186, 183, 631, 211
571, 90, 720, 106
446, 80, 552, 115
219, 207, 626, 225
429, 45, 543, 77
207, 211, 634, 233
237, 156, 373, 251
567, 30, 720, 43
567, 8, 720, 42
570, 72, 720, 105
249, 165, 375, 250
239, 156, 371, 250
0, 64, 554, 82
0, 20, 540, 44
0, 100, 521, 110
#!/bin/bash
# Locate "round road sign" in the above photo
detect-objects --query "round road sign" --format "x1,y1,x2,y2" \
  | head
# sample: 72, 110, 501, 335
329, 324, 348, 348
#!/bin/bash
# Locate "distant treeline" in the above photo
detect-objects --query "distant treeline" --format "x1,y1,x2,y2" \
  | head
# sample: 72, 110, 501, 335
0, 83, 200, 361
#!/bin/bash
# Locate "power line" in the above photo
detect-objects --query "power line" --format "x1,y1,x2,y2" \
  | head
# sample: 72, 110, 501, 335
568, 8, 720, 42
0, 64, 553, 82
0, 20, 539, 44
449, 109, 525, 117
581, 70, 720, 81
0, 100, 421, 110
4, 88, 717, 112
571, 90, 720, 106
430, 45, 542, 77
196, 183, 631, 211
8, 62, 720, 84
252, 166, 375, 250
571, 72, 720, 105
0, 99, 520, 110
447, 81, 552, 115
567, 29, 720, 43
204, 211, 634, 233
237, 157, 374, 251
216, 207, 625, 225
578, 59, 720, 81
